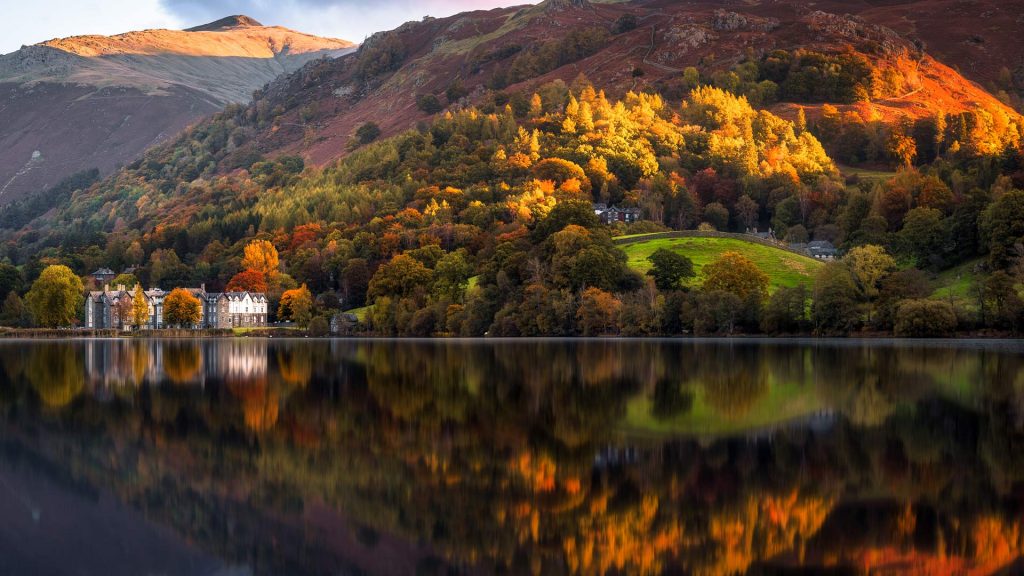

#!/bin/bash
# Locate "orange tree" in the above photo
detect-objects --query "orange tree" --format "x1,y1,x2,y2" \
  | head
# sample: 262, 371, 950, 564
241, 239, 280, 279
163, 288, 202, 328
278, 284, 314, 327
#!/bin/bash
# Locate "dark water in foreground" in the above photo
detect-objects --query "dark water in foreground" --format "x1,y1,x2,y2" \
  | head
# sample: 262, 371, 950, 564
1, 338, 1024, 575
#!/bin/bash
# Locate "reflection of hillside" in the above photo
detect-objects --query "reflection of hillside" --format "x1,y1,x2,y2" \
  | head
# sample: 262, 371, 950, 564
0, 340, 1023, 574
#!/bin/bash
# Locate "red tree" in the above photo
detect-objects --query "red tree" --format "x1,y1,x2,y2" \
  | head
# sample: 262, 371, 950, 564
227, 270, 268, 293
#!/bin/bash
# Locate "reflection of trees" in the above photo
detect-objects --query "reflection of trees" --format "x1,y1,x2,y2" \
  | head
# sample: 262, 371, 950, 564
228, 375, 279, 433
276, 344, 315, 388
3, 340, 1024, 575
163, 342, 202, 384
25, 343, 83, 408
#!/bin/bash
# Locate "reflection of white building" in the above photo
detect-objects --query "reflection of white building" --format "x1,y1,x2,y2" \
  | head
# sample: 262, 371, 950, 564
207, 340, 268, 382
83, 339, 163, 391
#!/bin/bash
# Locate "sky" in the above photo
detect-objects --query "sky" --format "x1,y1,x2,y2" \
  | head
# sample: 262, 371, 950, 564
0, 0, 530, 55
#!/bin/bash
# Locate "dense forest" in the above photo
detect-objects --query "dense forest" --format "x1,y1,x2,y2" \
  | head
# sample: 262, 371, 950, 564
1, 55, 1023, 335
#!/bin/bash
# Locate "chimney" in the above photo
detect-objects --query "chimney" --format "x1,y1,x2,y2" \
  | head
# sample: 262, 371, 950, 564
104, 283, 109, 293
201, 283, 206, 293
117, 284, 125, 292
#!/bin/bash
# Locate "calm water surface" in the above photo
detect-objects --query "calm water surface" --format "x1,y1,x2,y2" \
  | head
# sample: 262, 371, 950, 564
1, 338, 1024, 575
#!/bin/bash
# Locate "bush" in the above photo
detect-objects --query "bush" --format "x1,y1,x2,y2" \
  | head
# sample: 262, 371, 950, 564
354, 122, 382, 146
611, 14, 639, 34
308, 315, 329, 337
416, 94, 444, 114
894, 299, 957, 337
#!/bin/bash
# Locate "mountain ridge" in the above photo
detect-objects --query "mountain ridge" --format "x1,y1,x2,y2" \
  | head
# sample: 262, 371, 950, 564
0, 18, 355, 205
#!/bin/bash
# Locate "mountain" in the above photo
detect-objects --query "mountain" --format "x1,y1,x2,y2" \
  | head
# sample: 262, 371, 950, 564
137, 0, 1015, 173
0, 16, 354, 205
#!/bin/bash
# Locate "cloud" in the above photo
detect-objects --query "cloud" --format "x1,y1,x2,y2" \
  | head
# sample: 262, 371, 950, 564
1, 0, 182, 55
159, 0, 528, 42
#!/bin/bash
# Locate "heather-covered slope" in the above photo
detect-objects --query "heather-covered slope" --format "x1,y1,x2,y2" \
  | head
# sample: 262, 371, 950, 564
0, 15, 353, 205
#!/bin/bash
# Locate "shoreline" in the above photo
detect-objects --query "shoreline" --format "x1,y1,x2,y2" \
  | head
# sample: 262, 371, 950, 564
1, 328, 1022, 344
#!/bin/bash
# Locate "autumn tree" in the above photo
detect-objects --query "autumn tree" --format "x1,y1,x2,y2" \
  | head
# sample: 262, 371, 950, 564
646, 249, 695, 290
844, 245, 897, 301
163, 288, 202, 328
241, 240, 281, 279
227, 269, 269, 293
576, 287, 621, 336
894, 299, 957, 337
25, 265, 84, 328
701, 252, 769, 301
368, 254, 433, 300
132, 285, 150, 329
279, 284, 314, 327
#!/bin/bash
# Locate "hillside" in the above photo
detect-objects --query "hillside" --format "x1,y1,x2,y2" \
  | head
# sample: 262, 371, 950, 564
618, 234, 823, 292
191, 0, 1023, 170
0, 16, 353, 205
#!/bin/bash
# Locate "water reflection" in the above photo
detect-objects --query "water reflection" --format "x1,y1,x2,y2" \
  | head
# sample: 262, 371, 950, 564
0, 338, 1023, 575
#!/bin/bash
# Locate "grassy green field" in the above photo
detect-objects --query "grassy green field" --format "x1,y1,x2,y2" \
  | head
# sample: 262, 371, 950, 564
931, 258, 983, 301
620, 236, 824, 291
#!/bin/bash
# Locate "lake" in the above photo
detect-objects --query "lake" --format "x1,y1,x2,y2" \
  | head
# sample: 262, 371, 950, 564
1, 338, 1023, 575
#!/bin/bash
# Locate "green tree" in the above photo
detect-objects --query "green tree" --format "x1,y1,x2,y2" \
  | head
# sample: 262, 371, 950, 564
0, 262, 22, 300
981, 189, 1024, 269
812, 262, 859, 334
900, 207, 945, 269
111, 273, 139, 289
163, 288, 202, 328
761, 285, 809, 334
432, 250, 474, 301
25, 265, 84, 328
0, 292, 30, 328
368, 254, 433, 300
646, 249, 695, 290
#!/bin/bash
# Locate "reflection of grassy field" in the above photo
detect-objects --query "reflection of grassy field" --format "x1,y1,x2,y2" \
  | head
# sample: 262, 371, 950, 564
621, 379, 827, 437
620, 236, 823, 292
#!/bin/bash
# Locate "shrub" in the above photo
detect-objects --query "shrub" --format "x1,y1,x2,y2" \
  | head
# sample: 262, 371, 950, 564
308, 315, 329, 337
354, 122, 382, 146
416, 94, 444, 114
894, 299, 957, 337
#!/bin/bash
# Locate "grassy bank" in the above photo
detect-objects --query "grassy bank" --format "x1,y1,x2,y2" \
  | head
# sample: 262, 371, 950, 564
619, 235, 823, 292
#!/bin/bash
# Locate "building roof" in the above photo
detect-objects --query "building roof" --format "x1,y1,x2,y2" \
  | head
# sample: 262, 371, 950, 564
92, 268, 115, 276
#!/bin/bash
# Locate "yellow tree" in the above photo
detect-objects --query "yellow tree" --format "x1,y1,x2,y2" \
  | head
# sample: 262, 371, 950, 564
132, 285, 150, 329
241, 240, 280, 279
25, 265, 84, 328
576, 287, 621, 336
701, 252, 769, 301
163, 288, 202, 328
